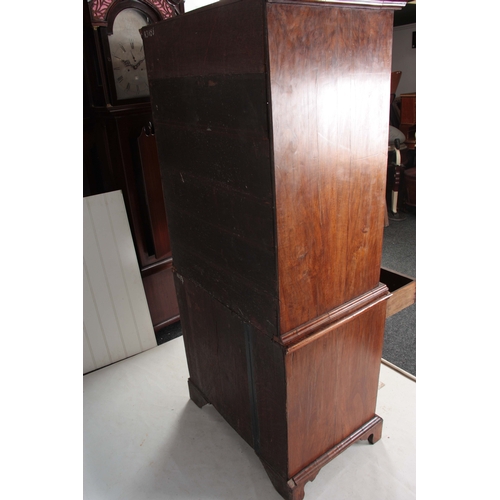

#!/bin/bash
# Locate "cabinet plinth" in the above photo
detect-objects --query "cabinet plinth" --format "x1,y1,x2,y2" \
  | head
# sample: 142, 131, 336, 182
142, 0, 403, 497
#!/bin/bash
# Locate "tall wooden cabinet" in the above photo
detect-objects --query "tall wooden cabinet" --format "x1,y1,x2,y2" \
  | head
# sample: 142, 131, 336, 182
83, 0, 184, 332
142, 0, 406, 498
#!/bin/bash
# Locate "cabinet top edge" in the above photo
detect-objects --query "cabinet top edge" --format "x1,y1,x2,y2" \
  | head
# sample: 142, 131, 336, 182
265, 0, 407, 9
141, 0, 407, 27
183, 0, 407, 13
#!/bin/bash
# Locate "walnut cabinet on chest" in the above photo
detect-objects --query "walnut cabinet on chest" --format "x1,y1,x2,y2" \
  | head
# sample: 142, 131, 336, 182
142, 1, 406, 498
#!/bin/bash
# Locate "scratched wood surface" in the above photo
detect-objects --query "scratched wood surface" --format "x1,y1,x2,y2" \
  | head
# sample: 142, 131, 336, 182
145, 0, 279, 336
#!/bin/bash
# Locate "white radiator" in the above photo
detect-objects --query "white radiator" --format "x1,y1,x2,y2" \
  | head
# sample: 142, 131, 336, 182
83, 190, 156, 374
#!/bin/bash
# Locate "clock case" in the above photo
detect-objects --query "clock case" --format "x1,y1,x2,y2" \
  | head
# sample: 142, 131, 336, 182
83, 0, 184, 333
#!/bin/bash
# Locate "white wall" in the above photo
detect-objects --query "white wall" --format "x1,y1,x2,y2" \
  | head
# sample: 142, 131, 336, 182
392, 23, 416, 96
184, 0, 218, 12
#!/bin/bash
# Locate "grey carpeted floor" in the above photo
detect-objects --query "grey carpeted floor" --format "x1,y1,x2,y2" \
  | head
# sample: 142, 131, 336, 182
381, 209, 416, 376
157, 209, 417, 377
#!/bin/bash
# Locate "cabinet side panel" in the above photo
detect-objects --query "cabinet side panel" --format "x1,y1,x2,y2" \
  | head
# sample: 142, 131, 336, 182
285, 299, 387, 477
175, 275, 254, 446
267, 4, 393, 334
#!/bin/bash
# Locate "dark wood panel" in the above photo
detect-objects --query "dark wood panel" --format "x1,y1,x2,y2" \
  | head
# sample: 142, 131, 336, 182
137, 124, 171, 259
141, 261, 179, 330
251, 327, 289, 474
106, 109, 166, 268
167, 205, 276, 292
174, 274, 254, 446
155, 125, 274, 201
142, 0, 266, 79
399, 93, 416, 126
171, 242, 278, 335
162, 169, 275, 251
285, 298, 387, 476
267, 3, 393, 334
150, 75, 270, 137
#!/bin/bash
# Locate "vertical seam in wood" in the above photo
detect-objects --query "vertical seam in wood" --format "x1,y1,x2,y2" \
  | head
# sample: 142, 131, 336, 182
244, 323, 261, 455
263, 2, 280, 336
343, 11, 353, 300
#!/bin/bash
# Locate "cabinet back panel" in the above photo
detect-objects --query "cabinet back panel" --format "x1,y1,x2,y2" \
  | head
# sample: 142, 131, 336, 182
143, 0, 266, 79
175, 275, 254, 446
145, 14, 278, 333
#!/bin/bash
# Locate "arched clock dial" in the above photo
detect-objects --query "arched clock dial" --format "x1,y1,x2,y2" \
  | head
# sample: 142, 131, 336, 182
108, 8, 151, 101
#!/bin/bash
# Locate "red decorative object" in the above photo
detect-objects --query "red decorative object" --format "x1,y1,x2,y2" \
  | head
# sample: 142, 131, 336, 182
145, 0, 175, 18
89, 0, 176, 24
90, 0, 114, 22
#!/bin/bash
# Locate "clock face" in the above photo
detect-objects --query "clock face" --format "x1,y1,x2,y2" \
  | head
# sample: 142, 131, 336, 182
109, 9, 151, 101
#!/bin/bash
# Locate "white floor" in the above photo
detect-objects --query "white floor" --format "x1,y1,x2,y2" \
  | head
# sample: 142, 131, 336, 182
83, 337, 416, 500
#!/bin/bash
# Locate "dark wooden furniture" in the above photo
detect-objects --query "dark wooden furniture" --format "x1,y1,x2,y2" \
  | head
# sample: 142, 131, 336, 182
399, 92, 416, 149
404, 167, 416, 207
83, 0, 183, 332
389, 70, 402, 128
142, 1, 406, 498
399, 92, 416, 207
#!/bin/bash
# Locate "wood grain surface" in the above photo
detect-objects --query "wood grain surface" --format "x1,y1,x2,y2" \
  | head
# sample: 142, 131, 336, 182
267, 2, 393, 334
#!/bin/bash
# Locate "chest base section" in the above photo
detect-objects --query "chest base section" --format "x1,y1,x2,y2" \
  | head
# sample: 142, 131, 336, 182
176, 274, 389, 500
261, 415, 383, 500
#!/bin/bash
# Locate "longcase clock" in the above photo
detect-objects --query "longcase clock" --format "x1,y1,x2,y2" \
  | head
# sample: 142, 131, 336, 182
83, 0, 184, 333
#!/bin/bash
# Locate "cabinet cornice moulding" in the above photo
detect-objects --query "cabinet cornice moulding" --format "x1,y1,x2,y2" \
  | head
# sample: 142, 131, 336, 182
266, 0, 407, 10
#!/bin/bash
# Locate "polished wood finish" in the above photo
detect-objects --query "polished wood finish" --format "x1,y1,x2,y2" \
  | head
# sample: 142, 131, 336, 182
284, 295, 388, 477
263, 416, 383, 500
142, 0, 404, 498
137, 123, 171, 259
399, 92, 416, 149
400, 92, 416, 127
267, 2, 393, 333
